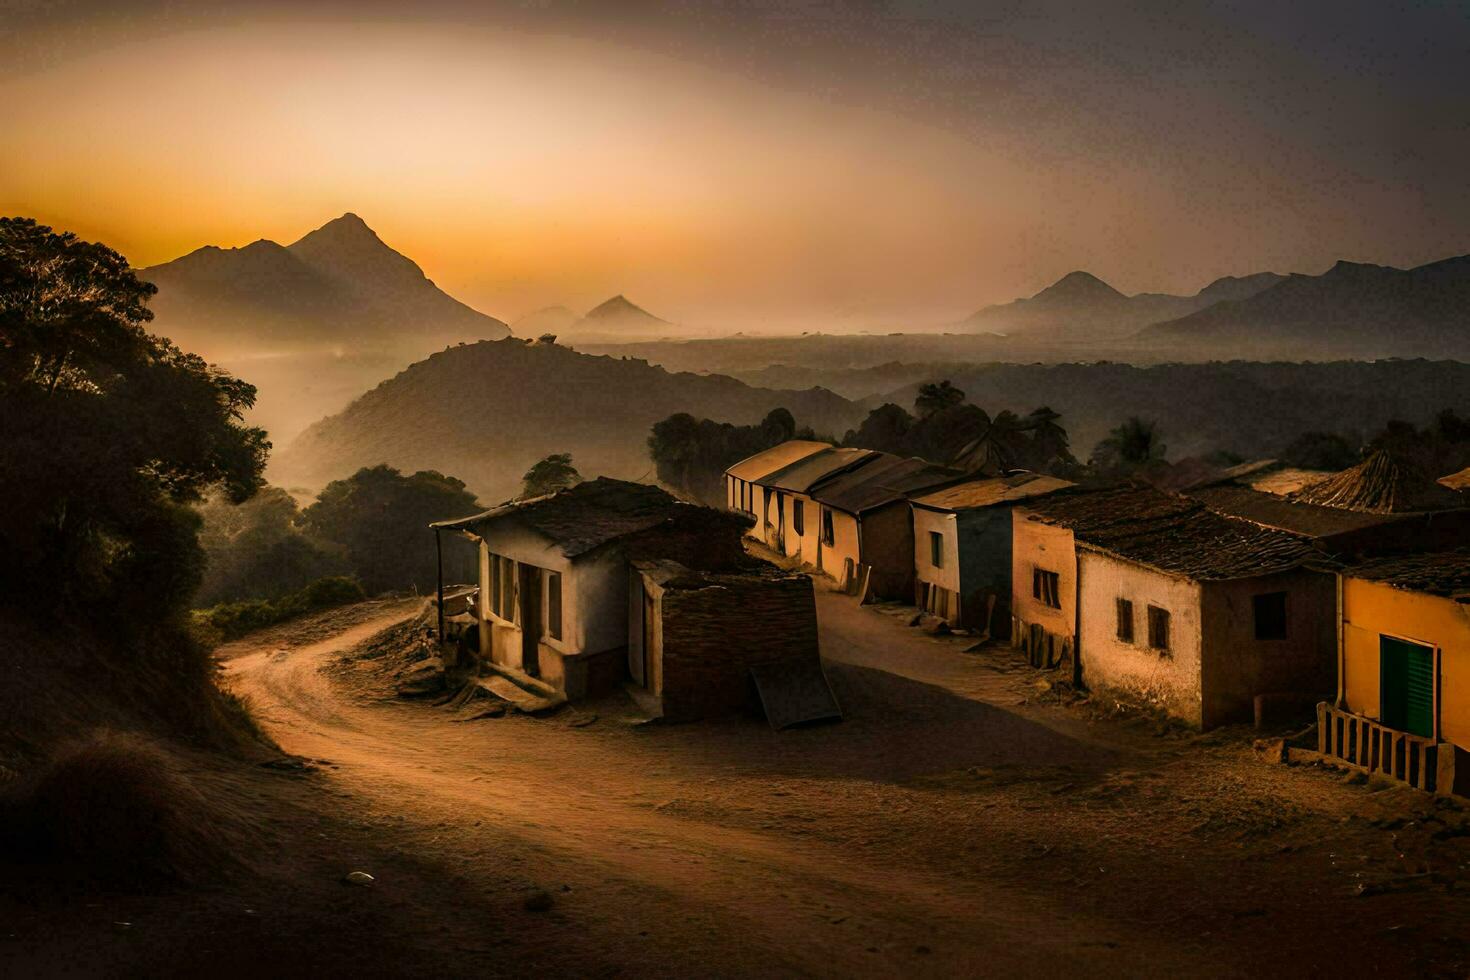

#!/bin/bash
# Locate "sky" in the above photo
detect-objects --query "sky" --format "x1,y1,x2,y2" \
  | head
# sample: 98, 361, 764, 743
2, 0, 1467, 329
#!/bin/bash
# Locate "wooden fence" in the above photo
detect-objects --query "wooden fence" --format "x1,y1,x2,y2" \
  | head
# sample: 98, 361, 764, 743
1317, 702, 1438, 793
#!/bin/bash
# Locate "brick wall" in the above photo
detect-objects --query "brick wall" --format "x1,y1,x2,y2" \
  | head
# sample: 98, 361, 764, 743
656, 572, 819, 722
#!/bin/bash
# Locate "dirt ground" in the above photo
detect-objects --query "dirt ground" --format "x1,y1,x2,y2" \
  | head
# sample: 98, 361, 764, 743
6, 592, 1470, 978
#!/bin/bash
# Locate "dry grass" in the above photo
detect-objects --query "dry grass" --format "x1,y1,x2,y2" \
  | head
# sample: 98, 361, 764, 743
0, 730, 236, 887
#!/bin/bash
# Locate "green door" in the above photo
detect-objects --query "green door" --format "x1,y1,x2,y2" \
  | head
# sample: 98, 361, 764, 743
1380, 636, 1435, 738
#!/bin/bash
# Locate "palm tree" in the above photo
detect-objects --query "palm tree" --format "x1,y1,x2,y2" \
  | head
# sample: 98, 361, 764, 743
1090, 417, 1165, 474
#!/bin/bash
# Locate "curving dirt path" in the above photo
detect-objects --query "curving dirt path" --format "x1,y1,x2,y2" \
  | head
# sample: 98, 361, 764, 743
217, 597, 1470, 978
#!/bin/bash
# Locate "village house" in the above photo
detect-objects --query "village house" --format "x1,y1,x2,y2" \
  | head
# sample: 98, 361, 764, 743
629, 560, 834, 726
431, 478, 754, 706
908, 472, 1074, 635
802, 453, 963, 598
1318, 551, 1470, 796
1010, 485, 1336, 728
735, 444, 878, 568
724, 440, 829, 517
1189, 451, 1470, 558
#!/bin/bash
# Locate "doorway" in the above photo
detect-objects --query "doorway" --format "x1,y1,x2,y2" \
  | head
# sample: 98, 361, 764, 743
519, 565, 542, 676
1380, 635, 1434, 738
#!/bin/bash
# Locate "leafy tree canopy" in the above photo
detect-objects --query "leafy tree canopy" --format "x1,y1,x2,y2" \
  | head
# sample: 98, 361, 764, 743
0, 217, 268, 624
521, 453, 581, 499
1089, 417, 1166, 476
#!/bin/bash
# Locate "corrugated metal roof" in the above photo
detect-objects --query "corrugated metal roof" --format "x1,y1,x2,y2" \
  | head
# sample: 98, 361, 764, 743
757, 447, 878, 493
724, 440, 830, 482
910, 472, 1074, 512
808, 454, 962, 515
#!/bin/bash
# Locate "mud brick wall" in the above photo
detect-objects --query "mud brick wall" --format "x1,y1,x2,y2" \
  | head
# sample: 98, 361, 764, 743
658, 575, 819, 722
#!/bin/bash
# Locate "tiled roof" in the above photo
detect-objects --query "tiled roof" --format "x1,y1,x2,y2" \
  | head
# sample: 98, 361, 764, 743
1294, 451, 1465, 514
911, 472, 1074, 512
1344, 550, 1470, 599
724, 440, 830, 482
1021, 484, 1325, 581
809, 454, 962, 514
1189, 484, 1404, 540
756, 447, 878, 493
432, 477, 739, 557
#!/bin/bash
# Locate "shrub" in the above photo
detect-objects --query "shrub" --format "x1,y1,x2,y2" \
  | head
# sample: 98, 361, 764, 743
0, 731, 231, 886
196, 575, 367, 640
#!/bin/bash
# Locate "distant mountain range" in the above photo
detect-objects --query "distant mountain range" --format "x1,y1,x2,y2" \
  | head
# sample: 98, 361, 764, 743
961, 253, 1470, 356
512, 294, 676, 342
1142, 255, 1470, 356
271, 337, 860, 500
142, 213, 509, 357
960, 269, 1287, 339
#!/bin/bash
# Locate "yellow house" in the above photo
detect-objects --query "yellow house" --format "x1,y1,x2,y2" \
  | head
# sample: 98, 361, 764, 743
1319, 551, 1470, 796
724, 440, 830, 521
743, 446, 878, 568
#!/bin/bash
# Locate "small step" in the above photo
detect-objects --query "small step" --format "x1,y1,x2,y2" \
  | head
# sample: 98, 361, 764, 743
475, 674, 565, 715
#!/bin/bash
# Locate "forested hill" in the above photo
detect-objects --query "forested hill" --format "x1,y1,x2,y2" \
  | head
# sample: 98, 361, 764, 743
875, 360, 1470, 462
271, 338, 860, 500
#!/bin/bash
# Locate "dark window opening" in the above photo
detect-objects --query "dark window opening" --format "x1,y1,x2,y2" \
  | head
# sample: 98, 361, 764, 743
546, 571, 563, 640
821, 508, 835, 547
929, 530, 944, 568
1147, 605, 1171, 654
1253, 591, 1288, 640
793, 499, 805, 536
1116, 598, 1134, 642
1032, 568, 1061, 609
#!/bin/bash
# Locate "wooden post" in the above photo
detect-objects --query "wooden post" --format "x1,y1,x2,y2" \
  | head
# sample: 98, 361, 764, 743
435, 527, 445, 644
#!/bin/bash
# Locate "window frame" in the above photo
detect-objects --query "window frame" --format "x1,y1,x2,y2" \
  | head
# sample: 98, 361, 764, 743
1147, 604, 1171, 654
793, 498, 805, 536
1115, 597, 1134, 643
820, 507, 835, 547
1032, 567, 1061, 609
929, 530, 944, 569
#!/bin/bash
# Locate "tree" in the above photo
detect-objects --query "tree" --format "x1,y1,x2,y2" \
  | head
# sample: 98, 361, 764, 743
0, 217, 268, 626
521, 453, 581, 499
842, 403, 914, 454
914, 380, 965, 418
195, 487, 345, 606
1090, 417, 1166, 475
302, 466, 480, 594
1281, 431, 1359, 472
648, 408, 802, 506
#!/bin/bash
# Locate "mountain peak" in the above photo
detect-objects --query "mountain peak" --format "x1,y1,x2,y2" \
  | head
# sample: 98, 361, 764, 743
1033, 270, 1125, 302
584, 294, 664, 322
292, 212, 384, 251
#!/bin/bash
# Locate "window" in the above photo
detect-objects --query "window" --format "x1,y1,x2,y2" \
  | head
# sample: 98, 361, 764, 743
500, 556, 516, 622
1032, 568, 1061, 609
929, 531, 944, 568
1147, 605, 1171, 653
820, 508, 835, 546
1116, 598, 1134, 642
546, 572, 563, 640
489, 552, 503, 618
1253, 591, 1288, 640
763, 488, 772, 525
793, 499, 805, 536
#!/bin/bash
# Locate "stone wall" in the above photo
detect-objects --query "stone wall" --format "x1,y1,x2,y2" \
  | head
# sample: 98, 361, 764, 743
656, 571, 820, 722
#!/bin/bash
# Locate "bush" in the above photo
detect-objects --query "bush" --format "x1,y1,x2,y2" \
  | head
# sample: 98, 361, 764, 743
0, 731, 232, 886
195, 575, 367, 640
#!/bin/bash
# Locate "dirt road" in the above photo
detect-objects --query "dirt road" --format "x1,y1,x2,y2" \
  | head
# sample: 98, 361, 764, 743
214, 595, 1470, 978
